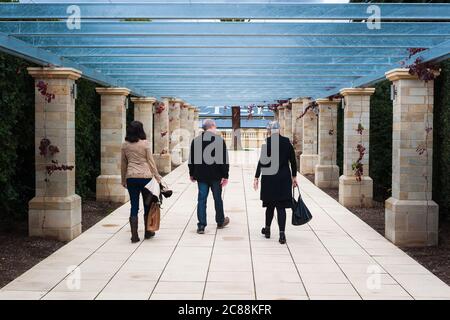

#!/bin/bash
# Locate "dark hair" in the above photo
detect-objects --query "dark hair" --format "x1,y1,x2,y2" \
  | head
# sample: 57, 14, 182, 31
125, 121, 146, 143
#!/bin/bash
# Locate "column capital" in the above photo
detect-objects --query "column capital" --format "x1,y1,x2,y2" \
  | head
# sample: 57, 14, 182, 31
385, 68, 440, 82
290, 97, 308, 103
278, 106, 285, 111
340, 87, 375, 96
161, 96, 176, 102
385, 68, 417, 81
316, 98, 340, 105
27, 67, 82, 80
95, 87, 130, 96
130, 96, 157, 103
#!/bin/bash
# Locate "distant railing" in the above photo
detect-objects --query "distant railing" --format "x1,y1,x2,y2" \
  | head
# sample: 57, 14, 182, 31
218, 129, 266, 149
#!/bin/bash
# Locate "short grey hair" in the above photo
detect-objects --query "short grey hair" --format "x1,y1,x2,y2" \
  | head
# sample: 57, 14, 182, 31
202, 118, 216, 131
267, 121, 280, 134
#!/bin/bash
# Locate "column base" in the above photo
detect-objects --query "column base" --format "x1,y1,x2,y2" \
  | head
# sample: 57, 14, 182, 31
28, 195, 82, 241
314, 164, 339, 188
300, 154, 318, 175
154, 153, 171, 174
181, 147, 189, 162
385, 198, 439, 247
339, 175, 373, 207
171, 149, 182, 167
96, 175, 129, 203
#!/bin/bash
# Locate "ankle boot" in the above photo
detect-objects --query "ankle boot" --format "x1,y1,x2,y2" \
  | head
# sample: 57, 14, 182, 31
143, 214, 155, 239
279, 231, 286, 244
261, 226, 271, 239
129, 216, 140, 243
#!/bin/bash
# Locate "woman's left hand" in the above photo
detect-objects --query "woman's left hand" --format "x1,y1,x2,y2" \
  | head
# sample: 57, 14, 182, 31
253, 178, 259, 191
292, 177, 298, 188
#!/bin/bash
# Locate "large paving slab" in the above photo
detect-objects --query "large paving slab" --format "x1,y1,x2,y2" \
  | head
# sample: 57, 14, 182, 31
1, 151, 449, 300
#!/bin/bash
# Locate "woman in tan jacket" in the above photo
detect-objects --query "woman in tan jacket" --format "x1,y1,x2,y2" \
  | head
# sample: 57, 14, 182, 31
121, 121, 162, 243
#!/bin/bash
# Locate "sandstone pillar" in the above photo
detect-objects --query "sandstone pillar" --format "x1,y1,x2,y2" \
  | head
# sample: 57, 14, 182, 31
131, 97, 156, 152
300, 98, 319, 175
28, 67, 82, 241
284, 103, 293, 142
315, 98, 340, 188
153, 98, 171, 174
180, 102, 190, 162
339, 88, 375, 207
278, 106, 285, 136
95, 87, 130, 203
384, 68, 439, 246
291, 98, 303, 167
193, 108, 200, 138
169, 98, 182, 167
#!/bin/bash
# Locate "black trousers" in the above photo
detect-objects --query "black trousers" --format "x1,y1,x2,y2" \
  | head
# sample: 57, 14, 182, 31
265, 205, 286, 232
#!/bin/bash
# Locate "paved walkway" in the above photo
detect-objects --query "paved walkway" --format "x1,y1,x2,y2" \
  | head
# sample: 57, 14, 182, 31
1, 151, 450, 300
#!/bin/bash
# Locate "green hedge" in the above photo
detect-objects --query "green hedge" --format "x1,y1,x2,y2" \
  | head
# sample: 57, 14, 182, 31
369, 80, 394, 201
0, 53, 35, 223
75, 79, 101, 199
0, 53, 101, 224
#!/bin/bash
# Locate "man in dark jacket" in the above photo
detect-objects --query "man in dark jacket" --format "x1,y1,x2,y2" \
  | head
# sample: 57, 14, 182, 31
188, 119, 230, 234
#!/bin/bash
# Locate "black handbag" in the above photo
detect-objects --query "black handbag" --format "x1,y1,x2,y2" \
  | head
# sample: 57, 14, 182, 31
291, 186, 313, 226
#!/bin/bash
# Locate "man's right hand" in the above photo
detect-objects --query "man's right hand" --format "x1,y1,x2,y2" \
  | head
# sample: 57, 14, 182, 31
190, 176, 196, 182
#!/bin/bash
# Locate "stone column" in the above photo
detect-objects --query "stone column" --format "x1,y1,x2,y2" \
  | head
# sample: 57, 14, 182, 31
153, 98, 171, 174
27, 67, 82, 241
274, 108, 279, 121
193, 108, 200, 138
95, 87, 130, 203
315, 98, 340, 188
187, 105, 195, 140
300, 98, 319, 175
131, 97, 156, 152
385, 68, 439, 246
291, 98, 304, 168
180, 102, 190, 162
339, 88, 375, 207
278, 106, 285, 136
284, 103, 293, 142
169, 98, 182, 167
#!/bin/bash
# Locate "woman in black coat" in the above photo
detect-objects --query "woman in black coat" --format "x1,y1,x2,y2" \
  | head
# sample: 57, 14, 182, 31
254, 121, 298, 244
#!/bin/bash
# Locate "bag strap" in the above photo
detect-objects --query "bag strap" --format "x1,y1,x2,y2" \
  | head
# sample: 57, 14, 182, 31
292, 185, 302, 198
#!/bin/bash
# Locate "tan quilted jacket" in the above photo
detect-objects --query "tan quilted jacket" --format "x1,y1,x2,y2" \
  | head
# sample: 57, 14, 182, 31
121, 139, 162, 184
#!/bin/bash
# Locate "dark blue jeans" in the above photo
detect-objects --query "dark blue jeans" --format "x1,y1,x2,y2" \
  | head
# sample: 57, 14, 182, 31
126, 178, 151, 217
197, 180, 225, 228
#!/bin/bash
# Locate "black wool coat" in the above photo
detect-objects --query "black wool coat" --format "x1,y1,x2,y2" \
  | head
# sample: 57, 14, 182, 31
188, 131, 230, 183
255, 134, 297, 208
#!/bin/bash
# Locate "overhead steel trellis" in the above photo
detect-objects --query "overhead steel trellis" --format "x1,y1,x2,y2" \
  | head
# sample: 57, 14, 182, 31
0, 2, 449, 106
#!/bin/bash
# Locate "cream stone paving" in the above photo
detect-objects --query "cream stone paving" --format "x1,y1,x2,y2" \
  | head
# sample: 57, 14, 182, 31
1, 150, 450, 300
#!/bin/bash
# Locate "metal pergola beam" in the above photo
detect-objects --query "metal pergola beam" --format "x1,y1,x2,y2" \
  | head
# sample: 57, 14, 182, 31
0, 3, 449, 106
1, 3, 449, 20
321, 38, 450, 98
46, 47, 410, 58
20, 35, 448, 48
0, 32, 146, 96
2, 22, 450, 36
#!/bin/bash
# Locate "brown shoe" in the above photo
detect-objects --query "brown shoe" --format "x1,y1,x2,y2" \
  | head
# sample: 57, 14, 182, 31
217, 217, 230, 229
